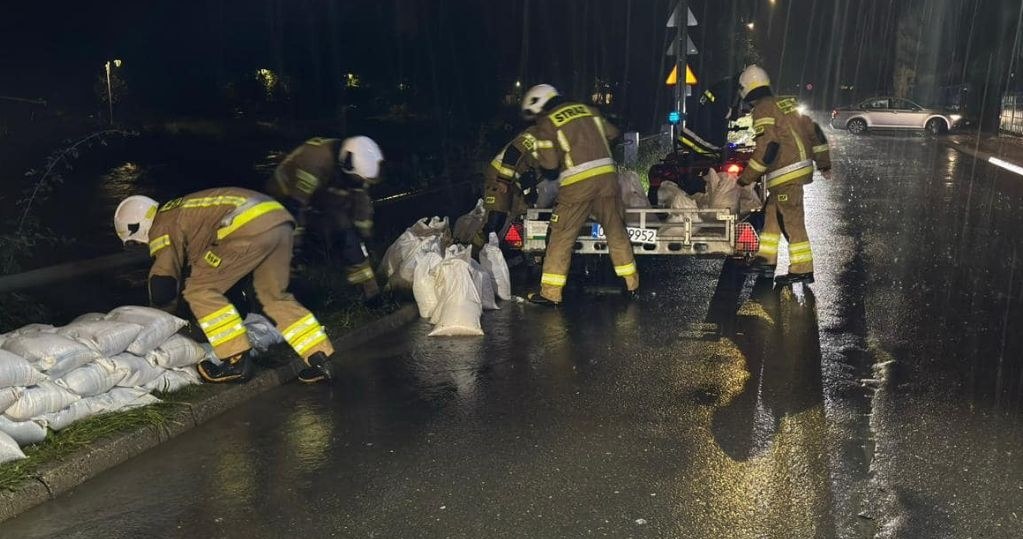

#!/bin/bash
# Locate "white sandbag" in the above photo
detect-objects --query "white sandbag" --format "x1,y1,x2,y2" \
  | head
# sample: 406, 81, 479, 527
535, 179, 560, 209
4, 381, 80, 421
0, 430, 25, 464
0, 416, 46, 446
239, 314, 283, 356
105, 305, 187, 355
144, 367, 201, 393
412, 251, 444, 319
453, 198, 487, 244
379, 227, 424, 288
39, 399, 106, 432
738, 182, 761, 215
58, 320, 143, 357
469, 259, 499, 311
55, 358, 127, 397
10, 323, 57, 335
1, 333, 100, 376
658, 180, 702, 235
0, 387, 22, 414
427, 216, 453, 248
703, 169, 741, 213
110, 353, 167, 387
619, 170, 650, 209
94, 387, 161, 412
0, 349, 45, 388
398, 236, 442, 287
480, 232, 512, 300
71, 312, 106, 324
147, 334, 208, 367
428, 258, 484, 337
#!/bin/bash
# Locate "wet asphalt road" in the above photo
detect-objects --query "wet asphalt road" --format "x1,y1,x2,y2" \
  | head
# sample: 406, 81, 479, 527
6, 130, 1023, 538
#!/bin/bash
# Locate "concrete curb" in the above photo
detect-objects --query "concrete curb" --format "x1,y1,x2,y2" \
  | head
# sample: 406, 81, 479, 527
0, 303, 418, 523
946, 139, 1023, 177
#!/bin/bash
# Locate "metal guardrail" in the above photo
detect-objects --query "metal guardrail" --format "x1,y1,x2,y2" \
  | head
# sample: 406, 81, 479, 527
0, 251, 150, 294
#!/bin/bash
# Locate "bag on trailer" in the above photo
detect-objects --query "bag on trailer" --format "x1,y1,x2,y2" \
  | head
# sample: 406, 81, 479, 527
703, 169, 741, 214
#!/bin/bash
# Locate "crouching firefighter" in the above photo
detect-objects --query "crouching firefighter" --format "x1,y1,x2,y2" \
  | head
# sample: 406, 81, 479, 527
735, 65, 832, 285
479, 126, 544, 246
267, 136, 385, 303
520, 84, 639, 306
114, 188, 336, 383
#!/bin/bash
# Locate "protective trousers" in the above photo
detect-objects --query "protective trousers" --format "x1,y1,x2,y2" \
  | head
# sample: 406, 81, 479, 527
757, 183, 813, 274
540, 174, 639, 302
182, 223, 335, 361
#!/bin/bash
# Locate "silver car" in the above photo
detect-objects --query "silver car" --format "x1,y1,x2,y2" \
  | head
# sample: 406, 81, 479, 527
830, 97, 963, 135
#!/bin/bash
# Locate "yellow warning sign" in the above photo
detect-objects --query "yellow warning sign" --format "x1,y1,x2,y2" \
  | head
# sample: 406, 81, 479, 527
665, 65, 698, 86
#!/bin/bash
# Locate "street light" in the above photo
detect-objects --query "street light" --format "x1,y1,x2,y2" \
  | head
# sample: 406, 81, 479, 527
104, 59, 123, 125
746, 22, 755, 30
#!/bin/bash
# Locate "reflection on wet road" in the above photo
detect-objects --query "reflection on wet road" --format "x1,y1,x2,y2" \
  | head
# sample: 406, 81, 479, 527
6, 132, 1023, 538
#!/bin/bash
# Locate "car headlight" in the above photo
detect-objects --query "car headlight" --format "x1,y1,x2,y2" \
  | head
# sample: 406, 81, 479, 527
796, 104, 808, 115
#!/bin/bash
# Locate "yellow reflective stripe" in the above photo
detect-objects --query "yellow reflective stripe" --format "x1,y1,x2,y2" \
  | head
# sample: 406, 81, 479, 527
679, 136, 715, 155
593, 117, 612, 153
766, 166, 813, 188
208, 323, 247, 347
790, 250, 814, 264
614, 262, 637, 277
216, 201, 286, 240
753, 117, 776, 128
354, 219, 373, 230
561, 164, 616, 187
199, 304, 238, 328
295, 169, 320, 194
181, 195, 247, 209
556, 130, 573, 168
149, 234, 171, 256
541, 273, 567, 286
293, 329, 328, 356
283, 314, 317, 342
790, 241, 812, 252
535, 139, 555, 149
703, 90, 716, 102
813, 144, 829, 153
790, 128, 807, 160
748, 160, 768, 172
347, 264, 375, 284
759, 232, 781, 244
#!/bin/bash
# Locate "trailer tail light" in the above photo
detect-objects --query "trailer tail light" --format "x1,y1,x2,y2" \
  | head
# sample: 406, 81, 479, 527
726, 163, 742, 175
504, 223, 524, 249
735, 222, 759, 254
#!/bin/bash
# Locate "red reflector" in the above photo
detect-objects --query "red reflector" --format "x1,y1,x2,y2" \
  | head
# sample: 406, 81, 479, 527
504, 224, 523, 247
736, 222, 759, 253
726, 163, 742, 175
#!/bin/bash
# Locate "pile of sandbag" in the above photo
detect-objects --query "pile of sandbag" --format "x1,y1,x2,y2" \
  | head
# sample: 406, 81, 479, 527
410, 232, 512, 337
654, 169, 761, 219
379, 216, 452, 290
0, 306, 208, 463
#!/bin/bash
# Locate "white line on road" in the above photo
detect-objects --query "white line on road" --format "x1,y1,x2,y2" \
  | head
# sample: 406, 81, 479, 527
988, 157, 1023, 177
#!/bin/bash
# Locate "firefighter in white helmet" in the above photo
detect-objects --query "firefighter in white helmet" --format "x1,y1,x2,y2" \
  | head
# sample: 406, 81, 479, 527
267, 136, 384, 303
520, 84, 638, 305
114, 188, 336, 383
735, 65, 832, 284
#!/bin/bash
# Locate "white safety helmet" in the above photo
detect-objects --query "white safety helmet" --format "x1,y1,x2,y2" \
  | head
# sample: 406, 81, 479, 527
114, 195, 159, 245
521, 84, 560, 119
339, 136, 384, 184
738, 65, 771, 98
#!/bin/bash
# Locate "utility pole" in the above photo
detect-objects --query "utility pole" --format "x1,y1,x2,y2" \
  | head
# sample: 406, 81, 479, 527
675, 0, 687, 133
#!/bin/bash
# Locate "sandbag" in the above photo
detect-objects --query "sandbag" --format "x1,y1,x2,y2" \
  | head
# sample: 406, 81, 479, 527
71, 312, 106, 324
469, 259, 499, 311
105, 306, 187, 355
10, 323, 57, 335
453, 198, 487, 245
39, 388, 159, 432
144, 367, 201, 393
658, 180, 702, 236
428, 258, 483, 337
398, 236, 442, 287
738, 182, 761, 215
146, 334, 207, 368
427, 216, 453, 249
1, 333, 100, 376
379, 227, 424, 289
39, 399, 106, 432
703, 169, 741, 213
412, 251, 443, 319
3, 381, 80, 421
480, 232, 512, 300
111, 353, 167, 387
0, 430, 25, 464
55, 358, 127, 397
58, 320, 143, 357
0, 416, 46, 446
619, 170, 650, 209
535, 179, 560, 209
0, 387, 22, 414
0, 349, 45, 388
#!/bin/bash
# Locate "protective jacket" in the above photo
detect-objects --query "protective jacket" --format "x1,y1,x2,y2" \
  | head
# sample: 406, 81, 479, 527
533, 101, 620, 189
738, 95, 831, 188
483, 127, 542, 215
268, 137, 374, 238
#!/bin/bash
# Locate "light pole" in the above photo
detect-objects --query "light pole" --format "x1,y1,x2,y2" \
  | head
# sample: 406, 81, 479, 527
105, 59, 122, 125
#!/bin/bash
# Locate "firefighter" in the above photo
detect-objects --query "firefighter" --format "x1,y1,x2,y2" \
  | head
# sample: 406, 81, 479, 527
735, 65, 832, 285
520, 84, 639, 305
114, 188, 336, 384
677, 76, 741, 162
267, 136, 384, 302
479, 126, 542, 244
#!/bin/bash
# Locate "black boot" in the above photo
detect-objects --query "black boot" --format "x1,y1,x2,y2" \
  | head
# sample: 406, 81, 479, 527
748, 257, 776, 276
776, 272, 815, 285
197, 353, 253, 383
527, 292, 560, 307
298, 351, 333, 383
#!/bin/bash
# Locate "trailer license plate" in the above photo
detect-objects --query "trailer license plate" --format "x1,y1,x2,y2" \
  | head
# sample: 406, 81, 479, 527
591, 224, 658, 244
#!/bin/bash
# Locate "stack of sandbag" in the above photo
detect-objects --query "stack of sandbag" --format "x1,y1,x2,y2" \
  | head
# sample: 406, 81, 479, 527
379, 217, 452, 289
657, 180, 702, 236
0, 306, 207, 459
452, 198, 487, 245
700, 169, 740, 214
